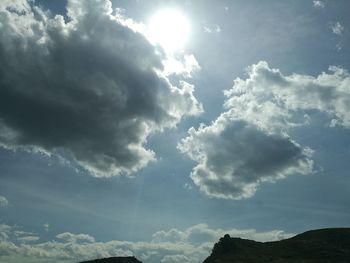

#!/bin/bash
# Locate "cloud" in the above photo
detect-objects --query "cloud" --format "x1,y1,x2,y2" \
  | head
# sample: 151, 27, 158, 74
0, 0, 202, 177
331, 22, 344, 36
247, 63, 350, 128
16, 236, 40, 243
178, 118, 313, 199
43, 224, 49, 233
330, 22, 344, 51
0, 195, 9, 207
203, 25, 221, 33
178, 64, 314, 200
14, 231, 37, 237
313, 1, 325, 8
0, 224, 12, 241
180, 61, 350, 199
162, 54, 200, 78
12, 230, 40, 243
56, 232, 95, 244
0, 223, 294, 263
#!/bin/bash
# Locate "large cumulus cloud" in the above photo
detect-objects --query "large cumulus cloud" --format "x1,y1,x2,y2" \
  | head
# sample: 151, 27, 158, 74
179, 61, 350, 199
178, 115, 313, 199
179, 61, 333, 199
0, 0, 202, 176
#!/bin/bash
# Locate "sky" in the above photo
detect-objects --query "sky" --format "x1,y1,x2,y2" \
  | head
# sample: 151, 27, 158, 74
0, 0, 350, 262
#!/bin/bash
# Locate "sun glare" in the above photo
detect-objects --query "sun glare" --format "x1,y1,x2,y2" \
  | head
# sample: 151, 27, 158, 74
148, 9, 190, 53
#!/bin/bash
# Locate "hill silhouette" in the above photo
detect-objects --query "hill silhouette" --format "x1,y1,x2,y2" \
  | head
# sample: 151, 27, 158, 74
80, 256, 142, 263
203, 228, 350, 263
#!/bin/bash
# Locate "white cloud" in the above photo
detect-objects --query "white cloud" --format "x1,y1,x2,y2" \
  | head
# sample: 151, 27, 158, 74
253, 63, 350, 128
0, 224, 294, 263
204, 26, 212, 33
162, 54, 200, 78
313, 1, 325, 8
180, 61, 350, 199
331, 22, 344, 51
14, 231, 37, 237
56, 233, 95, 244
0, 0, 202, 177
203, 25, 221, 33
0, 224, 12, 241
332, 22, 344, 36
0, 195, 9, 207
16, 236, 40, 243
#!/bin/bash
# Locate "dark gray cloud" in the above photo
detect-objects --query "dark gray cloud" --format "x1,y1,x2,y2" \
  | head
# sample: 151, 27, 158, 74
0, 0, 202, 176
178, 116, 313, 199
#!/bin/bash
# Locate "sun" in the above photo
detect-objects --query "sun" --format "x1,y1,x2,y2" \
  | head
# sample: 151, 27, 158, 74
148, 8, 191, 53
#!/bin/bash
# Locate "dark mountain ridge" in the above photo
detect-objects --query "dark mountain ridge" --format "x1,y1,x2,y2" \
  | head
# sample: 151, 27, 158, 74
204, 228, 350, 263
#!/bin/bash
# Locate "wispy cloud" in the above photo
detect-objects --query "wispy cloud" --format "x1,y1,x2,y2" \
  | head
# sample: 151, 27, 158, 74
331, 22, 345, 51
332, 22, 344, 36
313, 0, 325, 9
204, 25, 221, 33
0, 195, 9, 207
43, 224, 49, 233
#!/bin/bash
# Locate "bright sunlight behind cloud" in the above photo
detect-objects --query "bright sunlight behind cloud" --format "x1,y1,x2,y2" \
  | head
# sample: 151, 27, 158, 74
147, 9, 191, 53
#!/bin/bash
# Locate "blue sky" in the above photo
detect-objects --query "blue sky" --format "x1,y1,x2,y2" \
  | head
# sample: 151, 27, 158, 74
0, 0, 350, 262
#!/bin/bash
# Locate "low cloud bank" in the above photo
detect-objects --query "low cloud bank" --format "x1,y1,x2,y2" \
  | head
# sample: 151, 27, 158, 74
0, 223, 294, 263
